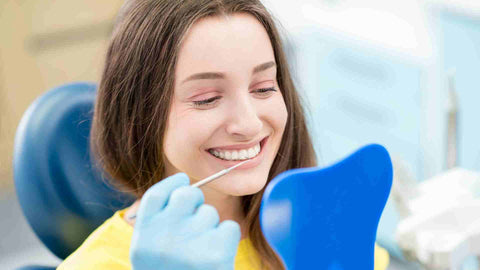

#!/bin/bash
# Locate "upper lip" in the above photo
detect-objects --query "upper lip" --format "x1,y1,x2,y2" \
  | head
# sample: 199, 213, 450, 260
208, 136, 267, 151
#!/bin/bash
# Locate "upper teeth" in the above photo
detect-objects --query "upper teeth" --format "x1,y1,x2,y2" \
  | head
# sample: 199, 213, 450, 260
209, 143, 261, 161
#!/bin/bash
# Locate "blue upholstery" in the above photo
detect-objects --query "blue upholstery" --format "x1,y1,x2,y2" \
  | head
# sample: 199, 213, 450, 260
13, 82, 135, 267
260, 144, 392, 269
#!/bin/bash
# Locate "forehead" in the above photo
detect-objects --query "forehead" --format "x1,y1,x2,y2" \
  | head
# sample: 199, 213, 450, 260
175, 13, 275, 79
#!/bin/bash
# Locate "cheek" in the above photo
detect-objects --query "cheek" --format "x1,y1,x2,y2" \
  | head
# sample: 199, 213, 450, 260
164, 106, 223, 153
264, 94, 288, 132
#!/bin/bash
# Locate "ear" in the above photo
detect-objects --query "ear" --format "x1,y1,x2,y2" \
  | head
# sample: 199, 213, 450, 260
260, 144, 393, 270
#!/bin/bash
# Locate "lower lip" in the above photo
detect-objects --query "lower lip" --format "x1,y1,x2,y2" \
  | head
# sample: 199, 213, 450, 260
206, 137, 268, 170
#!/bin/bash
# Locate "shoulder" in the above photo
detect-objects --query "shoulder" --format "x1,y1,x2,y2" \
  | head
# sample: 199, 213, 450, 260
57, 209, 133, 270
374, 243, 390, 270
235, 238, 263, 270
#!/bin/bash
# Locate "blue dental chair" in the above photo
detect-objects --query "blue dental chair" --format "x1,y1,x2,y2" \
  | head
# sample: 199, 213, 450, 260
13, 82, 392, 269
13, 82, 135, 269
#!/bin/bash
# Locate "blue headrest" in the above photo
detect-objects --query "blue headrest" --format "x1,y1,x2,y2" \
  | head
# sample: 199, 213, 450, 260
13, 82, 135, 259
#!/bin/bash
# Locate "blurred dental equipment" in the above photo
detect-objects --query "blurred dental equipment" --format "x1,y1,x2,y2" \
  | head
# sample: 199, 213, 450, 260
128, 160, 250, 220
394, 168, 480, 269
446, 70, 458, 170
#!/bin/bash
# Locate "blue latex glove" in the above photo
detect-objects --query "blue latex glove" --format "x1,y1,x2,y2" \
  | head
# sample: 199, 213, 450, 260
130, 173, 241, 270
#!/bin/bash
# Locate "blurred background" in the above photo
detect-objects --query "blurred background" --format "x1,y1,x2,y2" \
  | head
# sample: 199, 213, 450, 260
1, 0, 480, 269
0, 1, 124, 268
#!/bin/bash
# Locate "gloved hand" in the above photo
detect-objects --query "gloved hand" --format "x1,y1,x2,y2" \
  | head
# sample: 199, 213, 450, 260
130, 173, 241, 270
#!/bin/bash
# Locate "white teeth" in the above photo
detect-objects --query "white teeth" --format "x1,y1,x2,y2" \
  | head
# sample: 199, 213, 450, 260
239, 150, 247, 160
209, 143, 261, 161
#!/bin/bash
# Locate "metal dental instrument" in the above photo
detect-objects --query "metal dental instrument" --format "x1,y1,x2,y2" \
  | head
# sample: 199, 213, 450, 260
191, 159, 250, 188
127, 160, 251, 220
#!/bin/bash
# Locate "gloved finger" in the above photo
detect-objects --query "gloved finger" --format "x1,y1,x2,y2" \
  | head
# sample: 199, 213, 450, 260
190, 204, 220, 231
165, 186, 204, 216
136, 173, 190, 222
214, 220, 241, 248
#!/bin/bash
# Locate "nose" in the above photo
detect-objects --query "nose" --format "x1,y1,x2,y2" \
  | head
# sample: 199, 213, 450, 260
225, 95, 262, 139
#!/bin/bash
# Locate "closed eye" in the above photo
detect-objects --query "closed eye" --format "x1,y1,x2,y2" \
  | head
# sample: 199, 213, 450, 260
253, 87, 277, 97
192, 96, 221, 107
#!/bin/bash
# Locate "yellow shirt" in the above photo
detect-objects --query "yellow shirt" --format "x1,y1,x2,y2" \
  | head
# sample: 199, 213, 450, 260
57, 209, 389, 269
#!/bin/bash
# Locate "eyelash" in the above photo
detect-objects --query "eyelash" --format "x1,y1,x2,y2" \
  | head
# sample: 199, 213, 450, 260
192, 87, 277, 108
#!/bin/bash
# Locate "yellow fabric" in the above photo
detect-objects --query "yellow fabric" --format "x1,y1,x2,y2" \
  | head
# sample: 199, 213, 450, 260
57, 209, 389, 269
374, 242, 390, 270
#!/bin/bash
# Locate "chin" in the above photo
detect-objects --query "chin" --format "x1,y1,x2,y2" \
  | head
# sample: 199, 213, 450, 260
221, 175, 268, 196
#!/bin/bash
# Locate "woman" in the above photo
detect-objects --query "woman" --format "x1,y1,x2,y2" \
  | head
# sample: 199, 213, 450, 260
58, 0, 389, 269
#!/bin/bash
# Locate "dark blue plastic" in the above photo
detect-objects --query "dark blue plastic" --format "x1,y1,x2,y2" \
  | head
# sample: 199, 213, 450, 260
13, 82, 135, 260
16, 266, 56, 270
260, 144, 393, 270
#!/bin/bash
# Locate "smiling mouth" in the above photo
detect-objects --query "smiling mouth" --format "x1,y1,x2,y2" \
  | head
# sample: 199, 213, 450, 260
207, 137, 267, 161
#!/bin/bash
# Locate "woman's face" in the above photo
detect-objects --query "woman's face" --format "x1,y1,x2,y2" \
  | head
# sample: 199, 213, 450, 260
163, 13, 288, 196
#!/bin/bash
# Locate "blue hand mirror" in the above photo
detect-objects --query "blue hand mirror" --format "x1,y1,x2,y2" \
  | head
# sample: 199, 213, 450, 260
260, 144, 393, 269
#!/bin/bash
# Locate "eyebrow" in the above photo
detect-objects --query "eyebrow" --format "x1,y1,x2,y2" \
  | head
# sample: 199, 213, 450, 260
181, 61, 276, 84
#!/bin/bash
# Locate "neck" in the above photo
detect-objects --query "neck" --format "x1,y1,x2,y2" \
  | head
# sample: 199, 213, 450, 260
124, 187, 248, 239
201, 185, 248, 239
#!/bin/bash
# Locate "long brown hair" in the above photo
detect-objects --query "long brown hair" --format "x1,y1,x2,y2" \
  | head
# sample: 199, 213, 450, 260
91, 0, 317, 268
